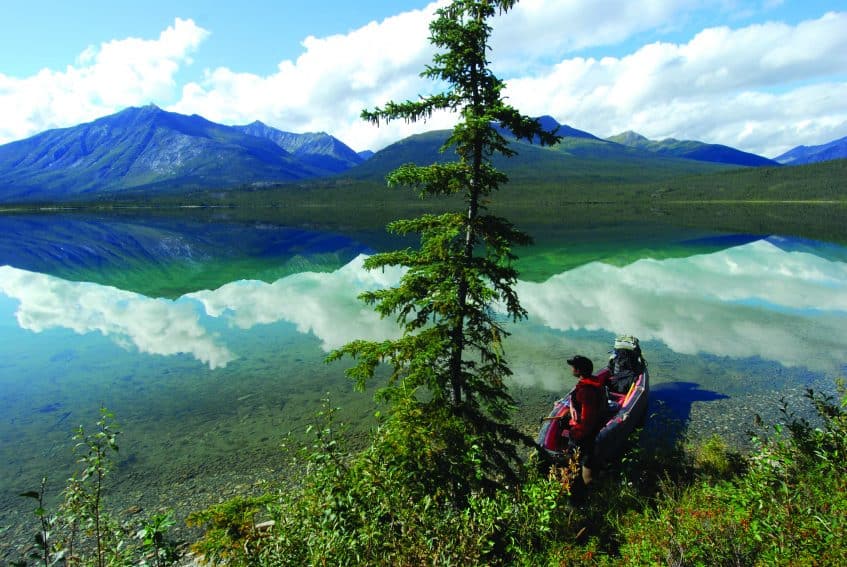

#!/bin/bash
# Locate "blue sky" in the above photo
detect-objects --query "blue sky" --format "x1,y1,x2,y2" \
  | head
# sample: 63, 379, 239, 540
1, 1, 429, 77
1, 1, 845, 156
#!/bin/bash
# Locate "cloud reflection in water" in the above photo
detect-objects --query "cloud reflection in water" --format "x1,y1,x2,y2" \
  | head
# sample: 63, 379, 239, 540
187, 255, 404, 350
189, 239, 846, 373
2, 239, 845, 374
0, 266, 235, 369
517, 239, 847, 372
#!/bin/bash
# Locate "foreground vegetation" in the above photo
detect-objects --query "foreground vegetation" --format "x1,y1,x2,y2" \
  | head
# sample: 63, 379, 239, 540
186, 384, 846, 566
14, 408, 181, 567
14, 382, 845, 565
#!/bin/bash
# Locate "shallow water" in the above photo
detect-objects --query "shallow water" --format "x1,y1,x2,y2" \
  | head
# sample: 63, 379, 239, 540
0, 210, 845, 557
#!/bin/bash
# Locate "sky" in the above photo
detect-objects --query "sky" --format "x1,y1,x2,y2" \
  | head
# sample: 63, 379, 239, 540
1, 0, 845, 157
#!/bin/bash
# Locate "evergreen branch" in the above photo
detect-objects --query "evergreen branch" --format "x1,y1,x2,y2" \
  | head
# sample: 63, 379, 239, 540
494, 106, 562, 146
386, 162, 471, 197
361, 94, 457, 127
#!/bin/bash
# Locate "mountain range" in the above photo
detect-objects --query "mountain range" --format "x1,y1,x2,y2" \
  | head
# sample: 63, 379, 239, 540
0, 105, 843, 204
774, 135, 847, 165
232, 120, 364, 173
0, 105, 362, 202
606, 131, 779, 167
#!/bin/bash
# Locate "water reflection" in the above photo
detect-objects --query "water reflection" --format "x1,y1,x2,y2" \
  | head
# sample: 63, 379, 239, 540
517, 238, 847, 374
185, 237, 845, 375
1, 231, 845, 546
186, 255, 403, 350
1, 237, 845, 375
0, 266, 235, 369
0, 214, 372, 298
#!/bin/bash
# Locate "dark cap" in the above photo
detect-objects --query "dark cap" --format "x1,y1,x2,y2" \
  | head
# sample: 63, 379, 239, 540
567, 355, 593, 377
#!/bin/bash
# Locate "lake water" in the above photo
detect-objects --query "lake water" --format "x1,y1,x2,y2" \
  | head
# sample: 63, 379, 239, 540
1, 208, 846, 552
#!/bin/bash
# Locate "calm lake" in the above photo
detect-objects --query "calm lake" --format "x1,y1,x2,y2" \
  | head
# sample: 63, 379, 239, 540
1, 206, 846, 548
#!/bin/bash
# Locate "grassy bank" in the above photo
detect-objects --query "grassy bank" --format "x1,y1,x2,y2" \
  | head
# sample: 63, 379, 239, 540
2, 159, 845, 250
179, 384, 846, 565
10, 382, 845, 565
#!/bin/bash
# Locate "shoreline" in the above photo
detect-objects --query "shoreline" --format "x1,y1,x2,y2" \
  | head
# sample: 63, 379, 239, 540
2, 379, 829, 563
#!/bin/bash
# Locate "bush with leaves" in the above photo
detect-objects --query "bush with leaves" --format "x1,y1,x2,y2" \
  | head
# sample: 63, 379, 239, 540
614, 382, 847, 565
186, 398, 582, 566
16, 408, 180, 567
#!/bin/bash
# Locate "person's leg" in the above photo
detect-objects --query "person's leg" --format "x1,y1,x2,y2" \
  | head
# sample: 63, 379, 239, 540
581, 463, 594, 486
580, 443, 596, 486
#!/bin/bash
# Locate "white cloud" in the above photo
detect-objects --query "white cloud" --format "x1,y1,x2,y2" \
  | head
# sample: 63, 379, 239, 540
0, 18, 208, 144
168, 3, 455, 152
167, 0, 706, 151
504, 11, 847, 156
0, 266, 234, 369
163, 6, 847, 155
1, 4, 845, 157
491, 0, 699, 71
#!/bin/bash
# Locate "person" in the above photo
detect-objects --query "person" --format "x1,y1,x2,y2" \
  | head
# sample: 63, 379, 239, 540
562, 355, 606, 489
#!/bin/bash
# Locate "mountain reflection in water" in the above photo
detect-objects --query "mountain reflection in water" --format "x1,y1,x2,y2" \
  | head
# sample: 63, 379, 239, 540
2, 237, 845, 376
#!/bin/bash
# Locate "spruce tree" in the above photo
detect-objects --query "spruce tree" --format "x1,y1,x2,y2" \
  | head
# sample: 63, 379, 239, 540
329, 0, 560, 490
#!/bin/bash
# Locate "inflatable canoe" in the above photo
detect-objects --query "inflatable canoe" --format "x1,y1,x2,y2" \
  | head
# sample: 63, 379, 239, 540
537, 368, 649, 464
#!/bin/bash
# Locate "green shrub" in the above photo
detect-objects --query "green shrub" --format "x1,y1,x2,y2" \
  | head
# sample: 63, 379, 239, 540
186, 494, 275, 565
186, 397, 587, 566
18, 408, 180, 567
615, 382, 847, 565
691, 434, 744, 479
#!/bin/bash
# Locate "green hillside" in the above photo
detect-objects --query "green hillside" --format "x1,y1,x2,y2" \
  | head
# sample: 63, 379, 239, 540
349, 128, 731, 187
608, 130, 779, 166
647, 158, 846, 202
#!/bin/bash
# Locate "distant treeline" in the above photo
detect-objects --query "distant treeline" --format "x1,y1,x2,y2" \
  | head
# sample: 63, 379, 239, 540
2, 159, 844, 244
91, 156, 846, 208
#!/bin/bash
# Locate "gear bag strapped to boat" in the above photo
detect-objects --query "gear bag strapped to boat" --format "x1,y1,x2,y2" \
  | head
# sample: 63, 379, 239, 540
608, 335, 646, 394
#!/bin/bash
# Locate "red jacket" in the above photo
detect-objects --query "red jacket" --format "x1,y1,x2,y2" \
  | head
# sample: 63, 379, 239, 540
568, 374, 606, 444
